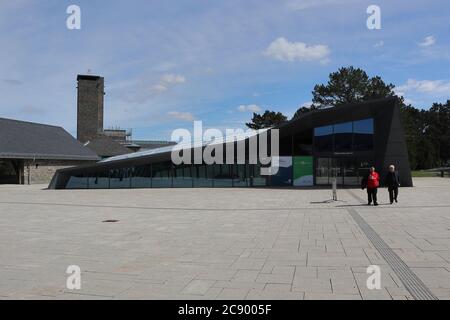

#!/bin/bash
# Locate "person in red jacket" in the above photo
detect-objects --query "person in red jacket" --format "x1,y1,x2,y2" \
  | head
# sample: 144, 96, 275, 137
361, 167, 380, 206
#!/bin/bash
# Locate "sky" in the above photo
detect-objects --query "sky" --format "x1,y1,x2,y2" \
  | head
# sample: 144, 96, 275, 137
0, 0, 449, 140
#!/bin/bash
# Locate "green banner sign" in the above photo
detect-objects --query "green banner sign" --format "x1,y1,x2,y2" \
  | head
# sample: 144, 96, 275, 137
293, 156, 313, 186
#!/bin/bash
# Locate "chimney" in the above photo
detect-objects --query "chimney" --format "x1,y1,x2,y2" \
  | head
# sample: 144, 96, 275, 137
77, 75, 105, 143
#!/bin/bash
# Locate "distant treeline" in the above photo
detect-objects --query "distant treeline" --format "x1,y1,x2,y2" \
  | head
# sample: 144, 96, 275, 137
400, 101, 450, 170
244, 67, 450, 170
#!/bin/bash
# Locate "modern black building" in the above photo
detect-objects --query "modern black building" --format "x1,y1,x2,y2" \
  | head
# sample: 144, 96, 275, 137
49, 97, 413, 189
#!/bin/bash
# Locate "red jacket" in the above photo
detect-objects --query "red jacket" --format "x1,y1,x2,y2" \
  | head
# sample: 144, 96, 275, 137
367, 172, 380, 189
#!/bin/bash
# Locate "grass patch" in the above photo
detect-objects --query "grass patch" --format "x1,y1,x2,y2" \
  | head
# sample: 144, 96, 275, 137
411, 170, 439, 177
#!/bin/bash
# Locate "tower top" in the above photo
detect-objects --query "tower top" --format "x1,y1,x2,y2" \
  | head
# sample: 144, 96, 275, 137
77, 74, 103, 81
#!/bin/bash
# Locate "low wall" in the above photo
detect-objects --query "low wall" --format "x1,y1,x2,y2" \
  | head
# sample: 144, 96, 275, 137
24, 160, 95, 185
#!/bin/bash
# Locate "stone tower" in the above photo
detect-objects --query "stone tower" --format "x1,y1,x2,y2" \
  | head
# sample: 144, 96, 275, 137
77, 75, 105, 143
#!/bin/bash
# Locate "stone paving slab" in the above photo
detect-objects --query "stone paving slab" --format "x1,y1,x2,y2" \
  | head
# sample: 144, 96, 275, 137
0, 177, 449, 300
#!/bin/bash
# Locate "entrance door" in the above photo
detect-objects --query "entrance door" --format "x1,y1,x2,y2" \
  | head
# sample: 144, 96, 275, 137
315, 158, 369, 186
316, 158, 343, 185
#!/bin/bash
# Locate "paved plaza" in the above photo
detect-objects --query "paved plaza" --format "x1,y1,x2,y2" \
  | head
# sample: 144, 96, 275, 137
0, 178, 449, 300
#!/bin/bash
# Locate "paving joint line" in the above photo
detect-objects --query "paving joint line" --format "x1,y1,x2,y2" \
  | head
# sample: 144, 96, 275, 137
345, 189, 438, 300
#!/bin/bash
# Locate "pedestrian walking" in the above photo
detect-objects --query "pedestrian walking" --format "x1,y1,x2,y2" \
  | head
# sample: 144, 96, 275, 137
361, 167, 380, 206
385, 165, 400, 204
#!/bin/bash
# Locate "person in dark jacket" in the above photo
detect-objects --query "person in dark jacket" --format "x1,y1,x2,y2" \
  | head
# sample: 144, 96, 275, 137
385, 165, 400, 204
361, 167, 380, 206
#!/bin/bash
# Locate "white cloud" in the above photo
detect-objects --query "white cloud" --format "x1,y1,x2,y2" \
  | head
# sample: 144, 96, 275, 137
161, 74, 186, 84
237, 104, 262, 113
286, 0, 345, 11
374, 40, 384, 48
152, 83, 168, 92
151, 74, 186, 93
395, 79, 450, 96
264, 37, 330, 63
167, 111, 195, 121
300, 101, 313, 108
418, 35, 436, 47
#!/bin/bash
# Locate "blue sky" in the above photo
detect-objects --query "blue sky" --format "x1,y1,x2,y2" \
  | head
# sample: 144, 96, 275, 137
0, 0, 449, 140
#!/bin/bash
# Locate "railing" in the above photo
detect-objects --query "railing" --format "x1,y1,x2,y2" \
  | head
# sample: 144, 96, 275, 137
426, 167, 450, 177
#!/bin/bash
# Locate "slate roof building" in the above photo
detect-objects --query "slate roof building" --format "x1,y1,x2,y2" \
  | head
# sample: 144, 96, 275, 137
0, 118, 99, 185
83, 135, 134, 159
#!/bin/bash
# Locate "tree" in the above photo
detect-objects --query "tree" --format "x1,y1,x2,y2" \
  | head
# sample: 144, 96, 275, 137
292, 66, 398, 119
292, 105, 317, 120
428, 100, 450, 166
245, 110, 287, 130
312, 66, 397, 108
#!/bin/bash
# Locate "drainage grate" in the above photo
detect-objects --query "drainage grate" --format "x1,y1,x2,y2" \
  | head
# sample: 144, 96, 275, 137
345, 190, 437, 300
102, 219, 119, 223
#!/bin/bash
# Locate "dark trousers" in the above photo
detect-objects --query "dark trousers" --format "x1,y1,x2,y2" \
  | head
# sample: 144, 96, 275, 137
388, 186, 399, 203
367, 188, 378, 204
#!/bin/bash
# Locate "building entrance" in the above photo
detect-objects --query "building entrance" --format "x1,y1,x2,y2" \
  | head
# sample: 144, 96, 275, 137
315, 157, 371, 186
0, 160, 22, 184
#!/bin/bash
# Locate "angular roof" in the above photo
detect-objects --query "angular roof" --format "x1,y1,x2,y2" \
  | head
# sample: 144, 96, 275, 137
84, 135, 134, 158
100, 128, 269, 163
0, 118, 100, 161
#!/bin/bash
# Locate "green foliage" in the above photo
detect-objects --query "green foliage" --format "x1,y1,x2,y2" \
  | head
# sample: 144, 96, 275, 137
292, 105, 317, 120
311, 66, 396, 108
400, 100, 450, 169
292, 66, 398, 120
246, 65, 449, 170
245, 110, 287, 130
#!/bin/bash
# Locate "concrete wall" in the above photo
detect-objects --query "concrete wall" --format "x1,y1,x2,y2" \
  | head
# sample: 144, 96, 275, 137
24, 160, 95, 185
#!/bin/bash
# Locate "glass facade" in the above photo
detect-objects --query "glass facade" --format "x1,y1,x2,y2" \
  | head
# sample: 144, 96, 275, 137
131, 165, 152, 188
50, 98, 415, 190
314, 118, 374, 153
66, 174, 87, 189
333, 122, 353, 152
64, 162, 268, 189
315, 157, 372, 186
110, 168, 131, 189
314, 125, 333, 152
353, 118, 374, 151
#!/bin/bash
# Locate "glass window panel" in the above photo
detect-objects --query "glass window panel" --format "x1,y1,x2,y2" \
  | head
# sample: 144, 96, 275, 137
88, 171, 109, 189
173, 165, 193, 188
339, 158, 359, 186
333, 122, 352, 133
233, 164, 248, 187
193, 165, 213, 187
251, 163, 267, 186
66, 174, 88, 189
354, 118, 374, 134
110, 167, 131, 188
354, 118, 374, 151
314, 125, 333, 136
152, 162, 172, 188
214, 164, 233, 187
334, 122, 353, 152
131, 165, 152, 188
315, 158, 330, 185
314, 125, 333, 152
